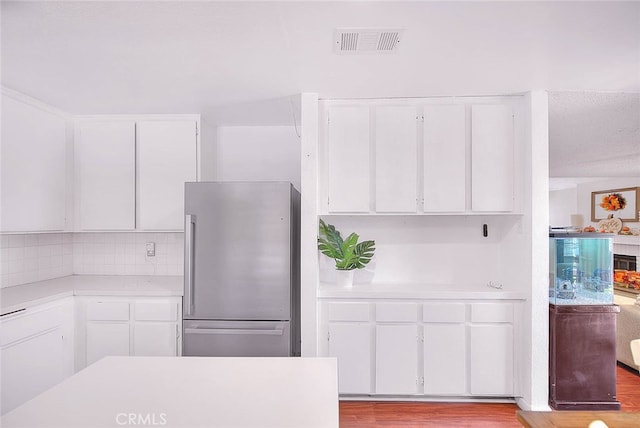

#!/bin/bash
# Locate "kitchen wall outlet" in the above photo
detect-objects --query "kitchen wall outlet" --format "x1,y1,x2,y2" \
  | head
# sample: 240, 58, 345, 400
146, 242, 155, 257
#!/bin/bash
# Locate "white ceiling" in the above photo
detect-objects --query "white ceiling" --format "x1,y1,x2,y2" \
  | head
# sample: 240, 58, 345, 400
548, 91, 640, 177
2, 1, 639, 177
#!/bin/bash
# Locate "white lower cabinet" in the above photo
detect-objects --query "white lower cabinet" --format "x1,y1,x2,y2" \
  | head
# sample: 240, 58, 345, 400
324, 302, 372, 394
86, 323, 131, 366
78, 296, 182, 370
469, 302, 515, 395
423, 323, 466, 395
328, 323, 372, 394
422, 302, 466, 395
375, 302, 419, 394
321, 299, 518, 399
134, 323, 178, 356
376, 324, 419, 394
0, 299, 74, 415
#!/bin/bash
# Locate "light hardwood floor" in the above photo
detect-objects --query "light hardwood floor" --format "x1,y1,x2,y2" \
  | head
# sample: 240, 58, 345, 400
339, 364, 640, 427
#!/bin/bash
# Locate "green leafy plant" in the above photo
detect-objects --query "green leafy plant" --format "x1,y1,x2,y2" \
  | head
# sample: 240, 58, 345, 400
318, 219, 375, 270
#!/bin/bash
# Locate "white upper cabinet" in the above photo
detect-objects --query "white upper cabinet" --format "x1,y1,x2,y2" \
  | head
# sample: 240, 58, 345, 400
471, 104, 514, 212
74, 117, 198, 231
327, 106, 370, 213
423, 105, 466, 212
375, 106, 417, 213
1, 93, 67, 232
137, 120, 197, 230
76, 121, 136, 230
321, 98, 519, 215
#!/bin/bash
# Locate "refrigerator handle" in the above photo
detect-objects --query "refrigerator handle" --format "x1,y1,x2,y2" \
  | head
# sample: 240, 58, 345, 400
184, 214, 195, 316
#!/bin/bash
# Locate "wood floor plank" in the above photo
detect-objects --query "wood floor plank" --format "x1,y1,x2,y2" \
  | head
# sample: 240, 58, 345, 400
339, 365, 640, 427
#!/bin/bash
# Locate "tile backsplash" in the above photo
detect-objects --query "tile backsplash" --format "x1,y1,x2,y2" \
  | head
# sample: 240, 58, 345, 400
1, 233, 74, 288
73, 233, 183, 276
1, 232, 184, 288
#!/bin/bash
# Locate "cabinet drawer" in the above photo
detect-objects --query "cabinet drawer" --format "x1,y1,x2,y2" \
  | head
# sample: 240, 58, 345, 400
471, 303, 513, 323
0, 306, 63, 347
423, 303, 466, 323
135, 301, 178, 321
376, 303, 417, 322
326, 302, 369, 322
86, 301, 130, 321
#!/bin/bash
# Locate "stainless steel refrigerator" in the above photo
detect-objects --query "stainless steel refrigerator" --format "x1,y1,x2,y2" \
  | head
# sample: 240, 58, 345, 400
182, 182, 300, 357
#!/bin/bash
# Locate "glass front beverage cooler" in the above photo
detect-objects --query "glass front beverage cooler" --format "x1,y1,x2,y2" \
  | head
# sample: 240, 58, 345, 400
549, 232, 614, 305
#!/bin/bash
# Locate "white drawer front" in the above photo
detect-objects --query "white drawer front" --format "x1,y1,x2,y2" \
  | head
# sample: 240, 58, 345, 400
376, 303, 418, 322
422, 303, 466, 323
326, 302, 369, 322
135, 301, 178, 321
471, 303, 513, 323
86, 301, 130, 321
0, 306, 63, 347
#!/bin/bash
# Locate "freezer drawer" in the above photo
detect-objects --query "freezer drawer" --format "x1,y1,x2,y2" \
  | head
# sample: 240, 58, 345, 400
183, 320, 291, 357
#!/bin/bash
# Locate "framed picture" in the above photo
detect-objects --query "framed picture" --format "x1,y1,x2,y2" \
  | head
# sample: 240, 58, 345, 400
591, 187, 639, 222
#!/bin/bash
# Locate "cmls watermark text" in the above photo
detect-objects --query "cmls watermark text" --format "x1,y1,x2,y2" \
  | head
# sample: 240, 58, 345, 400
116, 413, 167, 426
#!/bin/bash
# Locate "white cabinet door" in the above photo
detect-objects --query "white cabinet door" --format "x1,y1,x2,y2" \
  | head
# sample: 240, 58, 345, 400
375, 324, 418, 394
469, 324, 514, 395
328, 322, 371, 394
80, 297, 182, 369
327, 106, 370, 213
0, 328, 65, 415
375, 106, 417, 212
133, 323, 178, 356
423, 323, 466, 395
471, 104, 514, 212
423, 105, 466, 212
137, 120, 197, 230
85, 323, 130, 366
1, 94, 67, 232
76, 121, 135, 230
0, 300, 73, 415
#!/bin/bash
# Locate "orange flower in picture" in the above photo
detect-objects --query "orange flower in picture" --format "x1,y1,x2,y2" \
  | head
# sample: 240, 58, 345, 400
599, 193, 627, 212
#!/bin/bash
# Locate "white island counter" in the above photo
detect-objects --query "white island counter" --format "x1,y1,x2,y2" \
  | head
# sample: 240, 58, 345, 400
1, 356, 339, 428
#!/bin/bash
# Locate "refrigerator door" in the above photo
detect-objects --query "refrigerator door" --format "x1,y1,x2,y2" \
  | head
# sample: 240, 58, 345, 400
183, 320, 291, 357
184, 182, 292, 321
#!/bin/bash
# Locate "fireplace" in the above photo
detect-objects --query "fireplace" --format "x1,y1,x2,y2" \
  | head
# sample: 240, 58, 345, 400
614, 254, 637, 272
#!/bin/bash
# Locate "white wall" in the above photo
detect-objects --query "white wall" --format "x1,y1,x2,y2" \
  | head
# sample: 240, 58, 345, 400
549, 187, 578, 227
515, 91, 550, 411
318, 215, 518, 288
209, 126, 301, 191
300, 93, 319, 357
199, 119, 217, 181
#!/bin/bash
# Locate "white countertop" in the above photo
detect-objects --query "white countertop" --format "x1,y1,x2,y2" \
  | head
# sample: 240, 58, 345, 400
318, 282, 528, 300
0, 356, 339, 428
1, 275, 183, 315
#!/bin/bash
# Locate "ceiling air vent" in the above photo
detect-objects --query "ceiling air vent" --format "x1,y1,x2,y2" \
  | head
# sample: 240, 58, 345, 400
334, 28, 404, 54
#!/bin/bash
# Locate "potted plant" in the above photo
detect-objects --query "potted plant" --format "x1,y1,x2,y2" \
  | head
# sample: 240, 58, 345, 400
317, 219, 375, 287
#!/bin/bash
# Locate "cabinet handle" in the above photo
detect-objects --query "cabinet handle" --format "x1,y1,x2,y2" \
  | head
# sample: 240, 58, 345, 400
184, 328, 284, 336
184, 214, 195, 316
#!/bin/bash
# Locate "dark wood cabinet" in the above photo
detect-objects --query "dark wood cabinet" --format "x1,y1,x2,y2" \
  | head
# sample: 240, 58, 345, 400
549, 304, 621, 410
